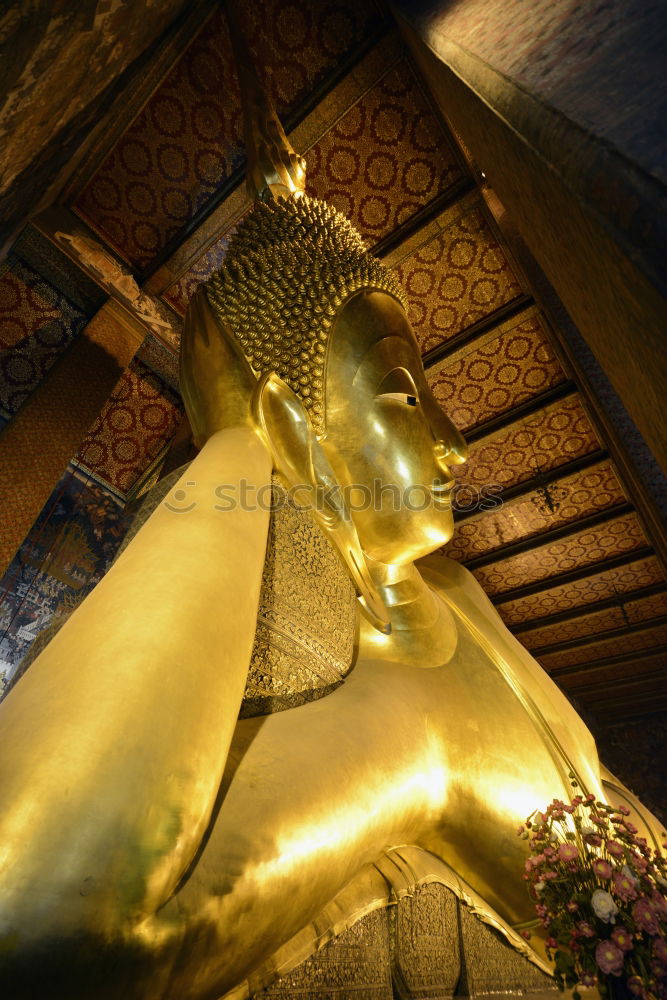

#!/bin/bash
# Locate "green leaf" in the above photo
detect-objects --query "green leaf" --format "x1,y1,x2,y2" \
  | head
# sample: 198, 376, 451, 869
555, 950, 575, 974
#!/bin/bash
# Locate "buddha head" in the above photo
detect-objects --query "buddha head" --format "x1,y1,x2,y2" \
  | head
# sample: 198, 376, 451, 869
181, 194, 466, 613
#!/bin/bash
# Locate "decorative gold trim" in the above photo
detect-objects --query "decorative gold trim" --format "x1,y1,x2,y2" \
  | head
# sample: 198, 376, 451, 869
225, 844, 552, 999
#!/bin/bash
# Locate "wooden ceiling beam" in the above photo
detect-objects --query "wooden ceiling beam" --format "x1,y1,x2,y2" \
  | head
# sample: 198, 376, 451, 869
374, 177, 476, 260
464, 382, 578, 445
511, 582, 667, 634
593, 704, 667, 726
421, 293, 532, 370
583, 690, 667, 717
455, 449, 609, 523
463, 502, 634, 572
550, 644, 667, 681
491, 547, 655, 605
563, 669, 667, 699
530, 614, 667, 658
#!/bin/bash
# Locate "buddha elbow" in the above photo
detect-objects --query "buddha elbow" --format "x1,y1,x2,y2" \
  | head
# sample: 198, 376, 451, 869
0, 882, 154, 999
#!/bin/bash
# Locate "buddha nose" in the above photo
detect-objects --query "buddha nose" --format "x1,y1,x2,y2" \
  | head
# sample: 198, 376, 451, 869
433, 435, 467, 471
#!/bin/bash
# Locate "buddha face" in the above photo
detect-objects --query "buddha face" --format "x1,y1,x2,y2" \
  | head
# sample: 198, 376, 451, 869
323, 291, 467, 566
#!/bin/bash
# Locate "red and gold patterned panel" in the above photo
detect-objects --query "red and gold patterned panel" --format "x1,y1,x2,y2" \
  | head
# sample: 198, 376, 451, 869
452, 394, 600, 491
428, 313, 565, 432
538, 622, 667, 673
76, 358, 183, 495
394, 207, 522, 352
306, 60, 463, 245
163, 229, 237, 316
520, 589, 667, 651
446, 461, 625, 563
496, 555, 664, 626
0, 267, 66, 351
473, 512, 648, 598
74, 1, 382, 269
0, 260, 89, 418
163, 60, 463, 316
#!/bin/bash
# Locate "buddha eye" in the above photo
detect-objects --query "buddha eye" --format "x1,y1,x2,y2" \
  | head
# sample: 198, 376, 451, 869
376, 367, 420, 407
379, 392, 418, 406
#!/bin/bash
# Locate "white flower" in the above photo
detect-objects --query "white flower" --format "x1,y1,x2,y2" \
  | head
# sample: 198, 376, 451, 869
534, 881, 546, 892
656, 873, 667, 888
591, 889, 619, 924
581, 824, 595, 836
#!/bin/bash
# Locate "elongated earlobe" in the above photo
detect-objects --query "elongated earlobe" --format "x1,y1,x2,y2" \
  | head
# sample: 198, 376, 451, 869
253, 373, 391, 634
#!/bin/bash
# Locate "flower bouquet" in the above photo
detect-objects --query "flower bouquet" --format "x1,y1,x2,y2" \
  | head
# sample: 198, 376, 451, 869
518, 785, 667, 1000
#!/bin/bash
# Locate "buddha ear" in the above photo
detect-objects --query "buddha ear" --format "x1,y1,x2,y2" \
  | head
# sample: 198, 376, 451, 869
253, 373, 391, 634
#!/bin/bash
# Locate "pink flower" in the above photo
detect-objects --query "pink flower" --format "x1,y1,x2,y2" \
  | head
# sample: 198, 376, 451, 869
613, 870, 639, 901
594, 859, 614, 879
618, 806, 631, 816
651, 891, 667, 919
592, 815, 607, 826
567, 901, 579, 913
633, 898, 660, 935
579, 921, 596, 938
563, 804, 576, 814
580, 972, 597, 987
596, 939, 624, 975
654, 937, 667, 965
625, 822, 639, 834
546, 936, 558, 948
521, 929, 531, 940
607, 841, 625, 859
559, 843, 579, 862
585, 833, 603, 847
611, 926, 634, 952
627, 976, 645, 996
586, 794, 597, 803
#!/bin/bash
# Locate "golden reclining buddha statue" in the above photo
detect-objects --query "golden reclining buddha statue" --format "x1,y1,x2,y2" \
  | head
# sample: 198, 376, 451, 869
0, 25, 662, 1000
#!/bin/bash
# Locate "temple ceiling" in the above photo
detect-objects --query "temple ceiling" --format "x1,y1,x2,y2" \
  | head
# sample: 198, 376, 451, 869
1, 0, 665, 737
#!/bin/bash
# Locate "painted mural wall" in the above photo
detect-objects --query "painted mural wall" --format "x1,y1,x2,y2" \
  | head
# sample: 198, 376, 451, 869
0, 229, 183, 693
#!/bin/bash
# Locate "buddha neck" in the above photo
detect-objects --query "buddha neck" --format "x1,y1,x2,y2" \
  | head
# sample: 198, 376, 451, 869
359, 559, 458, 668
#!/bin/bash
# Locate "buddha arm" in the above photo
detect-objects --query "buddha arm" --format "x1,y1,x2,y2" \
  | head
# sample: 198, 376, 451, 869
0, 426, 271, 946
419, 551, 604, 796
150, 632, 567, 998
